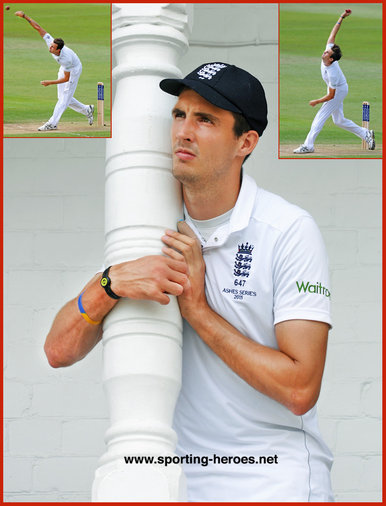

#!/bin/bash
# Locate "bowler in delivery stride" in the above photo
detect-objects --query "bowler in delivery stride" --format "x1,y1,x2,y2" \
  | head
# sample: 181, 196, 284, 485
15, 10, 94, 131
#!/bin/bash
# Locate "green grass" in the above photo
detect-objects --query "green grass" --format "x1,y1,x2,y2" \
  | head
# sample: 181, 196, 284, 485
280, 4, 382, 145
3, 3, 111, 125
4, 131, 110, 138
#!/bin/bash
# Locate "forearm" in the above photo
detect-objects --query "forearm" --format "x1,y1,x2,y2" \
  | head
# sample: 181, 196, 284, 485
312, 94, 332, 105
327, 14, 345, 44
310, 87, 335, 106
44, 255, 188, 367
21, 13, 46, 36
42, 76, 70, 86
44, 273, 117, 368
185, 305, 319, 415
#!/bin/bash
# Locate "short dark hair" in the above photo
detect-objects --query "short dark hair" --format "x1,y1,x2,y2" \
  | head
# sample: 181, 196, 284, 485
331, 44, 342, 61
231, 112, 254, 162
53, 38, 65, 50
231, 111, 251, 138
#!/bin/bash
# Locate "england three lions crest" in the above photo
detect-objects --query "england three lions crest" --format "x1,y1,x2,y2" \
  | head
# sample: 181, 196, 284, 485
234, 242, 254, 278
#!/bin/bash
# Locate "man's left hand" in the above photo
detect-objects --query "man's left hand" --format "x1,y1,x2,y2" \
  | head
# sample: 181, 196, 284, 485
40, 80, 50, 86
309, 100, 318, 107
162, 221, 207, 319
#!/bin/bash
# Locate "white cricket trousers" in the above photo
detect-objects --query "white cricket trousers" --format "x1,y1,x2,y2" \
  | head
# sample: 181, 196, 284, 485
304, 84, 367, 149
48, 66, 89, 127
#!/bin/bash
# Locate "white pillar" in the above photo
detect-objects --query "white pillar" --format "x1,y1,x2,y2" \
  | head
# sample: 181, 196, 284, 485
92, 4, 192, 501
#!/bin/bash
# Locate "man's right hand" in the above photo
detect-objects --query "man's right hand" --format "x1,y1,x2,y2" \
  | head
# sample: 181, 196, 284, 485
15, 11, 25, 17
44, 254, 189, 368
110, 255, 189, 305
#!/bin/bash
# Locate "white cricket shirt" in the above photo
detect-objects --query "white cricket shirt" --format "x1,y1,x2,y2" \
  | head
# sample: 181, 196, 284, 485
173, 173, 333, 501
43, 33, 82, 73
321, 43, 347, 89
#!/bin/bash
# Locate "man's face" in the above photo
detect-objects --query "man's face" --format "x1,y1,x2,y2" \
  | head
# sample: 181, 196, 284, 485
171, 89, 244, 187
322, 48, 333, 65
49, 42, 60, 55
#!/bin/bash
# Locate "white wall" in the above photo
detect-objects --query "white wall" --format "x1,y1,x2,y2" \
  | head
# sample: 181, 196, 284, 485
4, 140, 107, 501
4, 3, 381, 501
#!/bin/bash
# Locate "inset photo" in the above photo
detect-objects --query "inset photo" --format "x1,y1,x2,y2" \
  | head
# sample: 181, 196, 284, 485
3, 3, 111, 137
279, 4, 382, 158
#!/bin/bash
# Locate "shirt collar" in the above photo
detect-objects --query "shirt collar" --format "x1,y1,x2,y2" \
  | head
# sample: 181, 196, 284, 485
183, 171, 258, 248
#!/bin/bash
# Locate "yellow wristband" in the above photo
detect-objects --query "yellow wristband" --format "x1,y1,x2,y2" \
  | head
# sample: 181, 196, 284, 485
77, 292, 101, 325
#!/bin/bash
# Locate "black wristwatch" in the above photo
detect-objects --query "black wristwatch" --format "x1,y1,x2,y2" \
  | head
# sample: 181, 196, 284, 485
100, 266, 121, 300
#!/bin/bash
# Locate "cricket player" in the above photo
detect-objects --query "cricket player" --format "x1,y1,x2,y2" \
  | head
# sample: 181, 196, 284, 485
15, 11, 94, 131
294, 9, 375, 153
45, 63, 334, 500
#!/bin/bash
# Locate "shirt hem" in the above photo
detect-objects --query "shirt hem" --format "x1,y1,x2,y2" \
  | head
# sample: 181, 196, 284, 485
274, 309, 332, 328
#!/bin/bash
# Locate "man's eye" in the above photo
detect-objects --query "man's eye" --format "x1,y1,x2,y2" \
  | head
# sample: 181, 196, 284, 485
200, 117, 212, 124
173, 111, 184, 118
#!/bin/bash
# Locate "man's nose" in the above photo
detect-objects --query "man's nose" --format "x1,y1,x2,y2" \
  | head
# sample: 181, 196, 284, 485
175, 118, 195, 142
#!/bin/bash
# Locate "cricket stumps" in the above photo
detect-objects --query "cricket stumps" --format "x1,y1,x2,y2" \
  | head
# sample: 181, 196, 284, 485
97, 82, 104, 127
362, 101, 370, 149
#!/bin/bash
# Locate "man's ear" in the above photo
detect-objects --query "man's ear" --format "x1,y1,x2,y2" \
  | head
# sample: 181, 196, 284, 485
238, 130, 259, 158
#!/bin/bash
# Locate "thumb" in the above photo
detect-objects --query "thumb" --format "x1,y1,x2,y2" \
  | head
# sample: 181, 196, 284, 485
177, 220, 198, 240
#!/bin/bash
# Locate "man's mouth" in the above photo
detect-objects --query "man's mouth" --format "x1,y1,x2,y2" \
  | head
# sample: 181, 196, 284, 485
175, 149, 196, 161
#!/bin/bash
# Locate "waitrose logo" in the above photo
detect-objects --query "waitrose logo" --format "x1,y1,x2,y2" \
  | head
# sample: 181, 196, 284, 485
296, 281, 331, 298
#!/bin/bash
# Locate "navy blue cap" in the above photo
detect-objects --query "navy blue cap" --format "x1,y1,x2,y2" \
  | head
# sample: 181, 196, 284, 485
159, 62, 268, 136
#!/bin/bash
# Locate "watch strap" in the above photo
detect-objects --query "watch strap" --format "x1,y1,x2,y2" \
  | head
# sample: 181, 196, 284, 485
101, 266, 121, 300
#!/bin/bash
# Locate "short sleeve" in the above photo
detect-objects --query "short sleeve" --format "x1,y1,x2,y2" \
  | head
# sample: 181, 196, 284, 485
43, 33, 54, 48
326, 67, 338, 89
61, 61, 72, 72
272, 216, 332, 327
58, 49, 77, 72
324, 44, 337, 88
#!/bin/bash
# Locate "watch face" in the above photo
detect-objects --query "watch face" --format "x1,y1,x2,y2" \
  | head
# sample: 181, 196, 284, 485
101, 277, 108, 287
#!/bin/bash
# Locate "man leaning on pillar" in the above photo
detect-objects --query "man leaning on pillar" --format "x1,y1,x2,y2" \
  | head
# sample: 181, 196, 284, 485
45, 62, 334, 502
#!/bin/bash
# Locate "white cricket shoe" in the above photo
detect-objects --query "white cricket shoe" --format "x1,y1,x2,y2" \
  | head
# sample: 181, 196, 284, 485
293, 145, 314, 154
38, 122, 57, 131
87, 105, 94, 125
365, 130, 375, 150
